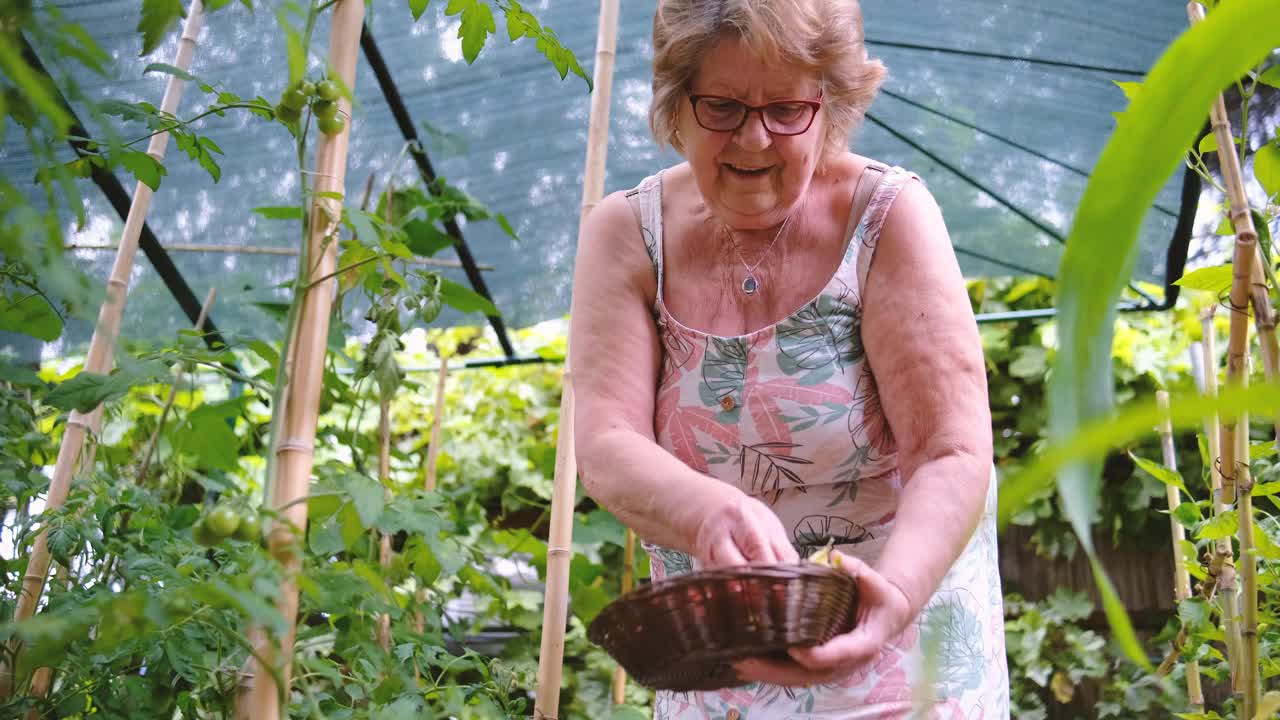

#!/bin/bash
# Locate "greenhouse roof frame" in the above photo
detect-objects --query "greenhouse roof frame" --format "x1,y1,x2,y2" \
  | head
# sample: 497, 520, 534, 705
7, 0, 1221, 369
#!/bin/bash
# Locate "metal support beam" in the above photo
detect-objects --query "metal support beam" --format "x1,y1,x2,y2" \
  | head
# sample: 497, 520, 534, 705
359, 24, 517, 358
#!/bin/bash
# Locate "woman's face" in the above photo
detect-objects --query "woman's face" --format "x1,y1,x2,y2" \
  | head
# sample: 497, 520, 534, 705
679, 34, 826, 230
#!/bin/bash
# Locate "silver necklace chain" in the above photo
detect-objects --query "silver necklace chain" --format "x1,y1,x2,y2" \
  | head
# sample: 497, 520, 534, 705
725, 214, 792, 295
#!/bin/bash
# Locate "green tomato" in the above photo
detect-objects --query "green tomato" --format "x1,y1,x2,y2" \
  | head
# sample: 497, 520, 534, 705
280, 86, 308, 110
316, 79, 340, 101
205, 506, 241, 538
299, 80, 316, 97
275, 102, 301, 124
311, 99, 337, 120
317, 112, 346, 136
192, 519, 221, 547
234, 514, 262, 543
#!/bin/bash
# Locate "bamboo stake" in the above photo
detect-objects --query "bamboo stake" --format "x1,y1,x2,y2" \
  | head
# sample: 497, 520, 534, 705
64, 243, 487, 270
0, 1, 206, 700
375, 182, 395, 653
535, 2, 618, 716
1248, 270, 1280, 446
377, 396, 393, 652
242, 2, 364, 717
424, 352, 450, 494
22, 564, 73, 720
611, 527, 635, 705
412, 351, 450, 662
1187, 4, 1261, 713
1156, 391, 1204, 710
1194, 320, 1244, 688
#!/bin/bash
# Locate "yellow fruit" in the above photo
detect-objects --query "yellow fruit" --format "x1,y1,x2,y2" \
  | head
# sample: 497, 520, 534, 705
808, 543, 838, 568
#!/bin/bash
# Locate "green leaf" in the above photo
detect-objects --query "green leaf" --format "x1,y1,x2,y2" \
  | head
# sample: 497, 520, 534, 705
1197, 134, 1241, 155
352, 559, 396, 603
1258, 64, 1280, 89
1174, 264, 1234, 295
447, 0, 496, 64
181, 402, 241, 471
409, 538, 442, 586
308, 490, 343, 523
142, 62, 197, 83
1130, 453, 1190, 496
1250, 441, 1277, 460
403, 219, 455, 256
1043, 587, 1094, 623
308, 519, 346, 557
1008, 345, 1048, 379
1112, 80, 1142, 103
1255, 693, 1280, 720
1178, 596, 1211, 631
137, 0, 185, 57
253, 206, 303, 221
1251, 519, 1280, 561
1253, 481, 1280, 497
1173, 501, 1202, 528
0, 42, 72, 132
438, 276, 499, 316
1254, 142, 1280, 200
0, 291, 63, 341
347, 473, 385, 529
173, 131, 223, 183
338, 503, 365, 550
409, 0, 430, 21
1034, 0, 1280, 665
1197, 510, 1239, 540
572, 509, 625, 547
47, 525, 81, 568
44, 361, 169, 413
278, 11, 306, 86
570, 583, 611, 625
494, 212, 517, 240
1214, 215, 1234, 235
0, 362, 45, 388
346, 208, 381, 247
119, 150, 166, 191
999, 382, 1280, 526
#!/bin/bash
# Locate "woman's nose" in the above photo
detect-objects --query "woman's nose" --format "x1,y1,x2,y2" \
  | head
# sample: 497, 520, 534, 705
733, 110, 772, 152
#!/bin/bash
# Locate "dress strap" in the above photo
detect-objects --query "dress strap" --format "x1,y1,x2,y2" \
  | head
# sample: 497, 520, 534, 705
843, 161, 889, 241
853, 166, 921, 294
625, 172, 665, 313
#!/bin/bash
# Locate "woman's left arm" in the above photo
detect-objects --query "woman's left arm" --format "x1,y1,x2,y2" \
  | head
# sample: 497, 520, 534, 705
859, 177, 992, 618
736, 178, 992, 686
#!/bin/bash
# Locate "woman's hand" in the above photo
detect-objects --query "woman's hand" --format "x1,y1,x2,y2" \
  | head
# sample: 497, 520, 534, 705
692, 488, 799, 568
732, 551, 913, 687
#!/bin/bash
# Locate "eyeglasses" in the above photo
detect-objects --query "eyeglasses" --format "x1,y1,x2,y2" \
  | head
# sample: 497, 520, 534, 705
687, 92, 823, 136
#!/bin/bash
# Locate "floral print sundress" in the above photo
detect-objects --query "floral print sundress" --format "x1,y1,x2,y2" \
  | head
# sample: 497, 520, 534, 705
626, 165, 1010, 719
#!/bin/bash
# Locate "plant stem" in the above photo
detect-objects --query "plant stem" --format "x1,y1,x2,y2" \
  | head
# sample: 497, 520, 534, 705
117, 102, 272, 149
303, 253, 381, 291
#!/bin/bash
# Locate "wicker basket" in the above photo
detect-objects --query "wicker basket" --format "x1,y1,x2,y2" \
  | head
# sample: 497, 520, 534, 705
586, 563, 858, 692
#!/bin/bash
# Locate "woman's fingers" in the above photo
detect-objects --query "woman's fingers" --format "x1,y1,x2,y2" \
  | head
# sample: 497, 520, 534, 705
708, 537, 748, 568
788, 628, 880, 670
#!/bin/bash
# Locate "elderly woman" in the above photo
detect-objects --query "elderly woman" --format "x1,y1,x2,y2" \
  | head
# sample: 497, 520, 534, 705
569, 0, 1009, 717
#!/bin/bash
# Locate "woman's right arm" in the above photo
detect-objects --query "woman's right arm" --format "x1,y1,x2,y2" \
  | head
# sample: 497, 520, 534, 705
567, 191, 797, 567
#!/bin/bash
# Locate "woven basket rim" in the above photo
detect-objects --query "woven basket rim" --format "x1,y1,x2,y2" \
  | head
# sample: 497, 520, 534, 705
621, 562, 849, 597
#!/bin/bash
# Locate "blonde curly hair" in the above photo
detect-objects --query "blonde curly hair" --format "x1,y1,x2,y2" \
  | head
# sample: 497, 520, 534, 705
649, 0, 886, 157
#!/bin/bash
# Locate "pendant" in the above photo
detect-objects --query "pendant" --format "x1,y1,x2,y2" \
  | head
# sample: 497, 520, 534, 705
742, 275, 759, 295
